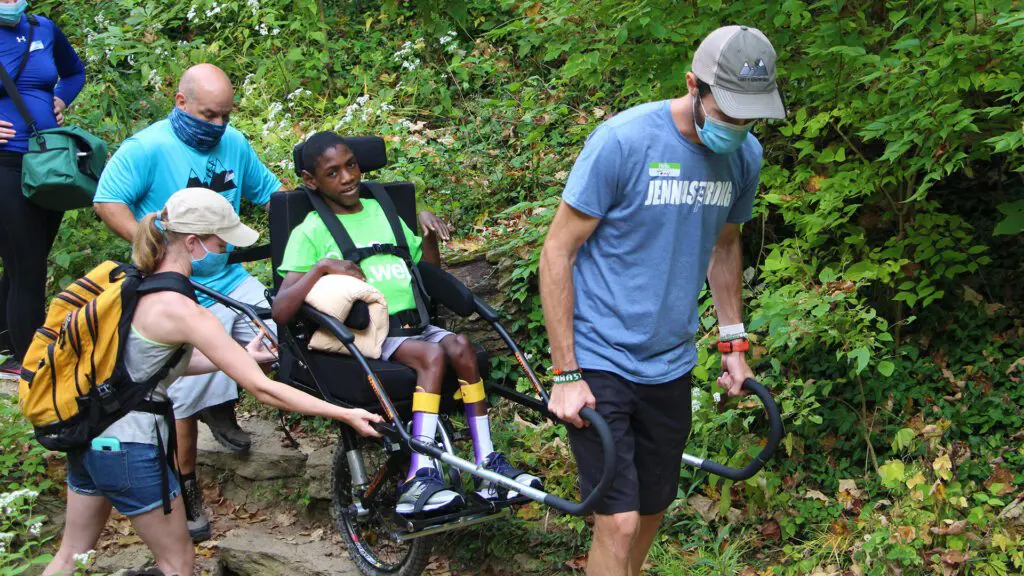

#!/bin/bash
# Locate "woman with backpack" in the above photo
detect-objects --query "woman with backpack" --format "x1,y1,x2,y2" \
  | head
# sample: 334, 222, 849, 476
42, 188, 383, 576
0, 2, 85, 377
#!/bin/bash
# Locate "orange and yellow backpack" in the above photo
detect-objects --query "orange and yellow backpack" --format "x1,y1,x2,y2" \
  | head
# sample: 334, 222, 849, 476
18, 261, 196, 452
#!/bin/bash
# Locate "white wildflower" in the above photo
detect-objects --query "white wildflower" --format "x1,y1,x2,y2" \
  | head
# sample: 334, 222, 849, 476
378, 102, 394, 112
247, 0, 260, 17
186, 5, 197, 21
271, 27, 280, 35
267, 101, 284, 120
72, 550, 96, 569
205, 2, 222, 18
356, 94, 370, 106
401, 58, 421, 71
713, 392, 721, 403
146, 69, 162, 89
258, 23, 268, 35
286, 88, 311, 102
29, 521, 42, 536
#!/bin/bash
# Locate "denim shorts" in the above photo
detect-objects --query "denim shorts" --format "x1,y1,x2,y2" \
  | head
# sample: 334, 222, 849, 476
66, 442, 180, 517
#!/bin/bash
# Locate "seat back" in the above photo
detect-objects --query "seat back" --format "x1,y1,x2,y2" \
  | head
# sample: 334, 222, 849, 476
270, 136, 418, 290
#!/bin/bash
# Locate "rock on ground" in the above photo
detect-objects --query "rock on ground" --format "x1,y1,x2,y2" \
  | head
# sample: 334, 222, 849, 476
217, 526, 360, 576
197, 418, 308, 481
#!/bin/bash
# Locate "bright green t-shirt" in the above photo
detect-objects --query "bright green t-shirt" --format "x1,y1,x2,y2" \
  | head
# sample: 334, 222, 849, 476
278, 199, 423, 313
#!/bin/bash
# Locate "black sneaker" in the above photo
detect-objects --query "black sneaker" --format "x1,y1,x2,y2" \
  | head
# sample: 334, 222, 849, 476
199, 401, 251, 453
396, 467, 463, 517
182, 475, 211, 543
476, 452, 542, 501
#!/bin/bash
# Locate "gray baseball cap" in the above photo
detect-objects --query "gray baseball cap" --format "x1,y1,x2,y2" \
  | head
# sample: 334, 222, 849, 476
692, 25, 786, 120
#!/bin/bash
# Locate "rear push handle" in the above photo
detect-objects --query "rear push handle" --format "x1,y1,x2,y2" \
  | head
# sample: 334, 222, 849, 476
681, 378, 783, 481
476, 297, 783, 483
471, 297, 616, 516
189, 281, 279, 348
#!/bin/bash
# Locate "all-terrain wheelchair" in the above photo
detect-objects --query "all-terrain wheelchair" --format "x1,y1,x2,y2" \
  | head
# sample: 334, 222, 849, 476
195, 136, 783, 576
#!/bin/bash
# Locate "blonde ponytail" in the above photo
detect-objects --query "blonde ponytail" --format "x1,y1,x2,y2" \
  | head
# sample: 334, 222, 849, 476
132, 212, 177, 274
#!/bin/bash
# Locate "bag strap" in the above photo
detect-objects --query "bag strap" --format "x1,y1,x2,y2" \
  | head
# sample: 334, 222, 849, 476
301, 184, 431, 334
0, 16, 38, 134
137, 272, 199, 302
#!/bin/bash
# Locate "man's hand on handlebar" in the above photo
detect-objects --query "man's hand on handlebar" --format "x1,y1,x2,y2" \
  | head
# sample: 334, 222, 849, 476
548, 379, 596, 429
719, 352, 754, 397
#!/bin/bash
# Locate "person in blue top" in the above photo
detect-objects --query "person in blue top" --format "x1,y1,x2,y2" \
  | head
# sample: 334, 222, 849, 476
93, 63, 283, 542
0, 1, 85, 377
539, 26, 786, 575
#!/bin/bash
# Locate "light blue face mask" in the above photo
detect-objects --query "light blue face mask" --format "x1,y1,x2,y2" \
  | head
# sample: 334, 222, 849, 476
0, 0, 28, 26
693, 95, 753, 154
190, 238, 229, 277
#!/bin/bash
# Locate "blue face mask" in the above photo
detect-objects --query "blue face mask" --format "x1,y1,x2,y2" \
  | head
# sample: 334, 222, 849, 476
693, 96, 752, 154
168, 107, 228, 152
0, 0, 27, 26
190, 238, 229, 277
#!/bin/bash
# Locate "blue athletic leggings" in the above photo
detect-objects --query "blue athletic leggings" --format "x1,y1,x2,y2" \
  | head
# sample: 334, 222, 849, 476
0, 151, 64, 359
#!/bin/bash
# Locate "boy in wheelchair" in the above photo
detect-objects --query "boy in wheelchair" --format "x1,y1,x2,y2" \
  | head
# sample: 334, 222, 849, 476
271, 131, 541, 517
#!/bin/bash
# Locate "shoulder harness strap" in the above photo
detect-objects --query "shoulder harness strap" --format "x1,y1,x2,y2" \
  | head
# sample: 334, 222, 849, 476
301, 185, 430, 336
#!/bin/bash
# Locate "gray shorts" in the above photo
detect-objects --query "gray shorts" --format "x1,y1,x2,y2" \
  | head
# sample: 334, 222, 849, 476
380, 324, 452, 361
169, 275, 277, 419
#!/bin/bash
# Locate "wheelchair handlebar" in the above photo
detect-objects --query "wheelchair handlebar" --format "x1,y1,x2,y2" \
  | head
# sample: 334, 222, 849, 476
541, 405, 616, 515
190, 281, 278, 348
681, 378, 783, 481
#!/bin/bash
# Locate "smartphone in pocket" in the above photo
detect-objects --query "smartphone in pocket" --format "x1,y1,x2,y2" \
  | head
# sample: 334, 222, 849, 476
91, 437, 121, 452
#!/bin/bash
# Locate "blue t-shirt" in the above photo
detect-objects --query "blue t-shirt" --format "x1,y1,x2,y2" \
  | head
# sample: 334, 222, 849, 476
0, 15, 86, 153
563, 100, 762, 384
94, 118, 281, 304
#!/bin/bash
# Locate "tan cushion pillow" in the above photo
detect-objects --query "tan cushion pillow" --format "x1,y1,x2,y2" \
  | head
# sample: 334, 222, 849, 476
304, 274, 389, 359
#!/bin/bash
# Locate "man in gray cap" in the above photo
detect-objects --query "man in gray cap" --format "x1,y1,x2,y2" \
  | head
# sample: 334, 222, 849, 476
539, 26, 785, 575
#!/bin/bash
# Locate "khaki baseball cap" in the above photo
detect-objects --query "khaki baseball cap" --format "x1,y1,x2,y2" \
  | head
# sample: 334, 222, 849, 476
163, 187, 259, 247
692, 25, 786, 120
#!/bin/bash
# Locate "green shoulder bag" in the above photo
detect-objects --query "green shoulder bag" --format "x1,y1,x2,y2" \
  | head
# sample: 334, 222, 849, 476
0, 16, 107, 211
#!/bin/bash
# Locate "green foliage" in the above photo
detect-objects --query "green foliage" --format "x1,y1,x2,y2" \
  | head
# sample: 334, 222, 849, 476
0, 397, 55, 574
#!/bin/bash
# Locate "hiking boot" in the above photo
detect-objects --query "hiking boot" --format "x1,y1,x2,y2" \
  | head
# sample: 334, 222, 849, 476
0, 357, 21, 381
199, 401, 251, 453
182, 475, 211, 543
396, 467, 463, 517
476, 451, 542, 501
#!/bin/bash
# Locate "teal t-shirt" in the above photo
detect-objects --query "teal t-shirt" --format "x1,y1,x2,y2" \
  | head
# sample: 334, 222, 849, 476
94, 118, 281, 305
278, 199, 423, 313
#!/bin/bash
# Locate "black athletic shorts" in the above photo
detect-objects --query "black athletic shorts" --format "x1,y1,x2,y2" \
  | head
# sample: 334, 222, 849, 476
566, 369, 692, 516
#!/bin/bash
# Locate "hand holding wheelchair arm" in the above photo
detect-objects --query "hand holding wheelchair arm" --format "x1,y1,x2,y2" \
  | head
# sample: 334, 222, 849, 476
177, 302, 382, 437
271, 259, 366, 326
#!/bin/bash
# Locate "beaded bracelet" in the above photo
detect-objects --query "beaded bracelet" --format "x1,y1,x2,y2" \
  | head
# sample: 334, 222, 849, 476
551, 369, 583, 385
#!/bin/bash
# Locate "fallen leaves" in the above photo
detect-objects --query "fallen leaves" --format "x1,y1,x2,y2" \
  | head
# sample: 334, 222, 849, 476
932, 454, 953, 481
984, 465, 1017, 496
804, 489, 830, 503
760, 519, 781, 541
929, 519, 968, 536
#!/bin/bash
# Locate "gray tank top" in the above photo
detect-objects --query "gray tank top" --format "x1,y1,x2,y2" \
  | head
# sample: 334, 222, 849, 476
99, 326, 192, 445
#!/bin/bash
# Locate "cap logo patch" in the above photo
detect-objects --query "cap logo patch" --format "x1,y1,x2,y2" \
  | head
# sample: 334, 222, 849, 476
738, 59, 770, 82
